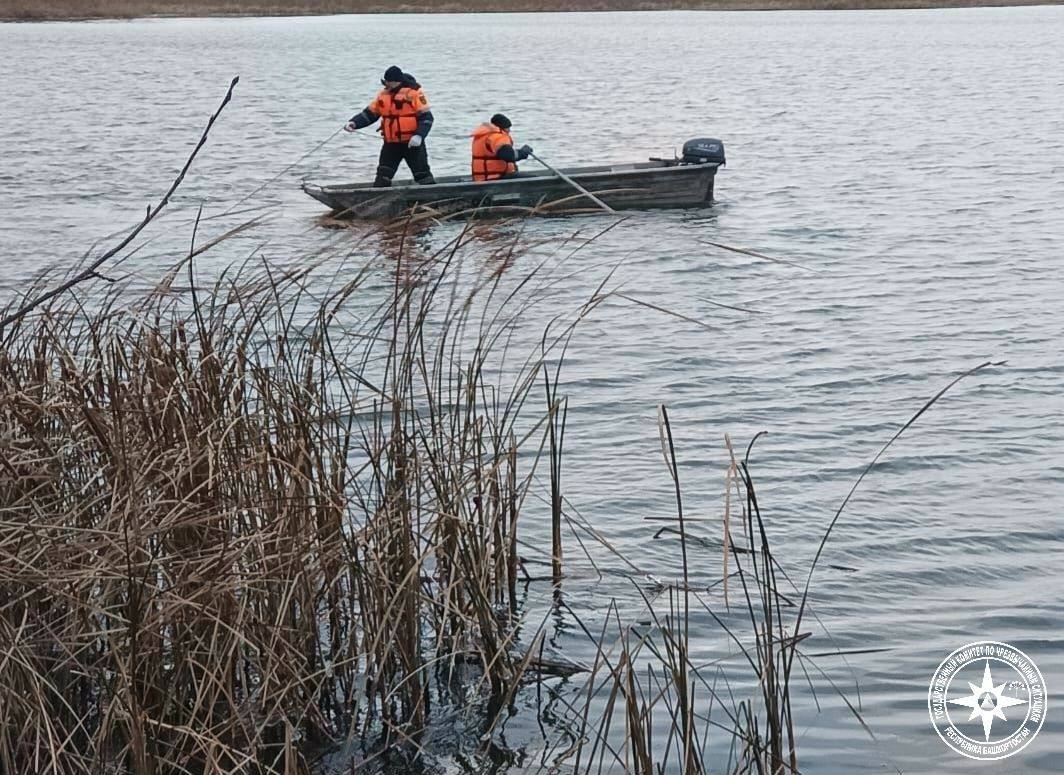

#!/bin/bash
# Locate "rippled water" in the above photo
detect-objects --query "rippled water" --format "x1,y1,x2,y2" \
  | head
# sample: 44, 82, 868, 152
3, 7, 1064, 772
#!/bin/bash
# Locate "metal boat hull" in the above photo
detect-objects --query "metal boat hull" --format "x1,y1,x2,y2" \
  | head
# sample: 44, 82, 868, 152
301, 160, 721, 218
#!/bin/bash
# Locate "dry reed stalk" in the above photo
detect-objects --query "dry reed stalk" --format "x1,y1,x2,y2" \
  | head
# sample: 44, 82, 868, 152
723, 433, 736, 608
544, 371, 566, 590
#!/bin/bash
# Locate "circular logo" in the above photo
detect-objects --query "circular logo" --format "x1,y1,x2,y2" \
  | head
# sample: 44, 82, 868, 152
928, 641, 1047, 761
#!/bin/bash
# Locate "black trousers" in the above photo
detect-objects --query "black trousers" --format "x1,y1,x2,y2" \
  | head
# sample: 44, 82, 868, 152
375, 142, 434, 186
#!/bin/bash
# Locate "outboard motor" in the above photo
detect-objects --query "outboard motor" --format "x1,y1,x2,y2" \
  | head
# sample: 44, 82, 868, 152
681, 138, 725, 166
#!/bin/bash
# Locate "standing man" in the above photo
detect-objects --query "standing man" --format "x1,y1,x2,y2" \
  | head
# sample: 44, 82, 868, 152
345, 65, 435, 187
471, 114, 533, 182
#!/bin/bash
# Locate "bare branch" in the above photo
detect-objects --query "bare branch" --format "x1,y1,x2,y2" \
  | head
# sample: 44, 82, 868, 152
0, 76, 239, 333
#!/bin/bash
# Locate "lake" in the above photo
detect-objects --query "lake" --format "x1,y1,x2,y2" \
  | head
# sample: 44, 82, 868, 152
1, 6, 1062, 772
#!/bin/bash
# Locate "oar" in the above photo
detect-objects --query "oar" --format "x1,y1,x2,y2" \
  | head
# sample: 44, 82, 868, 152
528, 152, 616, 214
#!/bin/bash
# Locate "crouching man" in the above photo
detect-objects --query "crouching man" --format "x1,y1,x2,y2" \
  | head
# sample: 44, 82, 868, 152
471, 113, 532, 181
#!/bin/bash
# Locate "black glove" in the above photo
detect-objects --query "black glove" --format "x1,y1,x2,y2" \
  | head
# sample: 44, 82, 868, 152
517, 144, 533, 161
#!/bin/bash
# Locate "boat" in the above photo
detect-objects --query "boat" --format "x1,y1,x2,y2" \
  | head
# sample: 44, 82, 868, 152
302, 138, 725, 218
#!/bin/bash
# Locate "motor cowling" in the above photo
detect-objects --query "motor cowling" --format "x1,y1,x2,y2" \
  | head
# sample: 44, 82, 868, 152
681, 138, 725, 165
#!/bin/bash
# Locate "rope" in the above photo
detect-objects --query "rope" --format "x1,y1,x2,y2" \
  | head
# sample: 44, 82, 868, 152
220, 126, 349, 217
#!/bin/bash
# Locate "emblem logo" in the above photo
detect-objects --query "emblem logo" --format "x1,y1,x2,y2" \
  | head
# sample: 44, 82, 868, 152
928, 641, 1047, 760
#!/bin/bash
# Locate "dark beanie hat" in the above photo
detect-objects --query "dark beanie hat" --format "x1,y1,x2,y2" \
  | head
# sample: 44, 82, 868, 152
490, 113, 512, 129
383, 65, 403, 82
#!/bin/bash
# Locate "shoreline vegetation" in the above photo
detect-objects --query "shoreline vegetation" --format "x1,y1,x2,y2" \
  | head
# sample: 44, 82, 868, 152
1, 0, 1058, 22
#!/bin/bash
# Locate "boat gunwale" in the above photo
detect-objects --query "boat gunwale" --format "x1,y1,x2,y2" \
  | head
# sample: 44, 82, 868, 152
304, 159, 721, 197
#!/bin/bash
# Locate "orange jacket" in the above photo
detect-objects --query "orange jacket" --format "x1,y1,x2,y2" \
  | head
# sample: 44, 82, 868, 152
471, 124, 516, 181
371, 86, 430, 143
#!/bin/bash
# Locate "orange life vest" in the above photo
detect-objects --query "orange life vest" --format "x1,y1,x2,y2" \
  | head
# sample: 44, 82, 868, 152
471, 124, 516, 181
372, 86, 429, 143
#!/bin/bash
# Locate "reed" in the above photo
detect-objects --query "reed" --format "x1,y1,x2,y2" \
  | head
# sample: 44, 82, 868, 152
0, 212, 610, 772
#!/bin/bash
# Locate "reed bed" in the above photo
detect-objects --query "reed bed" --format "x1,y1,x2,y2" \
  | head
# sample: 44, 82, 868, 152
0, 214, 617, 773
0, 201, 996, 775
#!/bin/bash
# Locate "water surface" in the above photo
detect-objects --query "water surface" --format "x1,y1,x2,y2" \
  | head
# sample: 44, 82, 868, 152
2, 8, 1063, 772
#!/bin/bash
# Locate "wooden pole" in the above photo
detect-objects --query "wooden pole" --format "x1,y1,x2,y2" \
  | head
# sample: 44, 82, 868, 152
529, 152, 617, 214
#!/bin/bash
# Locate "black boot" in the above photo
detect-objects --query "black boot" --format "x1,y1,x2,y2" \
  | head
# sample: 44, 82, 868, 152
415, 173, 436, 185
373, 165, 395, 188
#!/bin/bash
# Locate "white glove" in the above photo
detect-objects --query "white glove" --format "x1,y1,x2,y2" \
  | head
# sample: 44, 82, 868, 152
343, 121, 358, 133
407, 135, 423, 148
